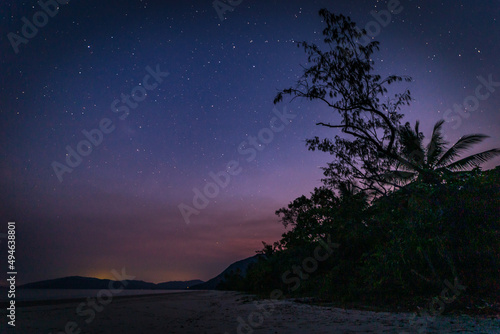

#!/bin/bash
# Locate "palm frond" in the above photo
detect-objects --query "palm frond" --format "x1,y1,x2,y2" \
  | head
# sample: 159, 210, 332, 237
338, 181, 356, 198
414, 120, 420, 135
436, 134, 489, 167
445, 148, 500, 171
426, 120, 447, 167
380, 170, 416, 183
398, 121, 424, 164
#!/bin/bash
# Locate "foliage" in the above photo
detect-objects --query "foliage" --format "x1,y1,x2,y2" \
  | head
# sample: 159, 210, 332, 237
223, 9, 500, 314
274, 9, 414, 196
228, 167, 500, 312
384, 119, 500, 184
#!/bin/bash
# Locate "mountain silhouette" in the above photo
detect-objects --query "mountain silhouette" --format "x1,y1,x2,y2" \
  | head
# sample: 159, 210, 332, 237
191, 255, 262, 290
19, 276, 204, 290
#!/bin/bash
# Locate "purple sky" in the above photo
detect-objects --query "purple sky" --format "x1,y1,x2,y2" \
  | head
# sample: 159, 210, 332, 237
1, 0, 499, 285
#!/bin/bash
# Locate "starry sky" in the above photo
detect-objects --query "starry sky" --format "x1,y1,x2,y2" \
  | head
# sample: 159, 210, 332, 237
1, 0, 499, 285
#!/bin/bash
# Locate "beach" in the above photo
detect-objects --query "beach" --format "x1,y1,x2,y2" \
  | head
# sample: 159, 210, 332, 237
3, 290, 499, 333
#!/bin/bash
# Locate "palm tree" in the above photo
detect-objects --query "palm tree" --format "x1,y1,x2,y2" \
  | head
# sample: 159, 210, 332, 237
384, 119, 500, 184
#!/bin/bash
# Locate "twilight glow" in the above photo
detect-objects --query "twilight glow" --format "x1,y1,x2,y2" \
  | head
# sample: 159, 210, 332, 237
1, 0, 499, 285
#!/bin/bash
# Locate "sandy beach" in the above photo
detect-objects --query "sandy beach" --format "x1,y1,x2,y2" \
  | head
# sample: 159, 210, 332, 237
2, 290, 498, 333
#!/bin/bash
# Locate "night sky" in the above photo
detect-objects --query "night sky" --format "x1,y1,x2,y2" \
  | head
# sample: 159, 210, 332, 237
1, 0, 499, 285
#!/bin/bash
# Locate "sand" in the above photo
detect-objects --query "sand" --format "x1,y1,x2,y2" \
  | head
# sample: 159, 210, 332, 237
2, 290, 499, 333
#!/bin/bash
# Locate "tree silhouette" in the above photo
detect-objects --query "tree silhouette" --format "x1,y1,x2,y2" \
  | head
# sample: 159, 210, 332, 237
274, 9, 415, 196
384, 119, 500, 184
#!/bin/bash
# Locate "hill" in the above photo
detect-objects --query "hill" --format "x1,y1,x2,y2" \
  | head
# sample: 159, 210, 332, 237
191, 255, 262, 290
19, 276, 204, 290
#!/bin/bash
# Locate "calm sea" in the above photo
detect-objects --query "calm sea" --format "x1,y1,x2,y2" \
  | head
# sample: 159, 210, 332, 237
0, 289, 191, 302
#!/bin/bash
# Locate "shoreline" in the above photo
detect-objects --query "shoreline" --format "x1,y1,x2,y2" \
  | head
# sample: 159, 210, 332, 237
5, 288, 498, 317
0, 290, 194, 308
289, 296, 500, 319
1, 290, 498, 333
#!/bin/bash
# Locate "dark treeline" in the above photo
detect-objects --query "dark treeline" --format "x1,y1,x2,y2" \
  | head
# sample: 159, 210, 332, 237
220, 167, 499, 314
218, 9, 500, 315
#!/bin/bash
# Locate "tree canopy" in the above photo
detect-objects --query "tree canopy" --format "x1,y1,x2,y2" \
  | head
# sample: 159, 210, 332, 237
384, 119, 500, 184
274, 9, 413, 195
274, 9, 499, 195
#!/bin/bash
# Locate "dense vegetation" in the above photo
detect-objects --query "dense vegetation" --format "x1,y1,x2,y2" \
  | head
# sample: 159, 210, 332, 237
221, 167, 500, 314
219, 9, 500, 315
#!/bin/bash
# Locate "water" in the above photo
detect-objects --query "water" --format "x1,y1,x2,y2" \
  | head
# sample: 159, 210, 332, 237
0, 288, 191, 302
